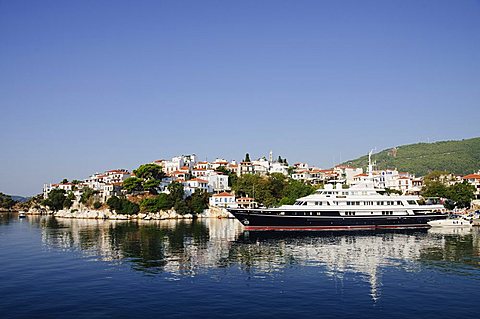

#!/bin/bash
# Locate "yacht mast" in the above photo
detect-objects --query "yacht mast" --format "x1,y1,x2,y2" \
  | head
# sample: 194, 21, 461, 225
368, 150, 374, 178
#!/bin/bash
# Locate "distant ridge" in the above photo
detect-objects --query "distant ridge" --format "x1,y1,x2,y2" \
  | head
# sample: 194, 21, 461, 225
342, 137, 480, 177
11, 196, 28, 203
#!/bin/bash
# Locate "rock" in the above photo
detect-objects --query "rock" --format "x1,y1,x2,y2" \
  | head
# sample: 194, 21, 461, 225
159, 211, 170, 220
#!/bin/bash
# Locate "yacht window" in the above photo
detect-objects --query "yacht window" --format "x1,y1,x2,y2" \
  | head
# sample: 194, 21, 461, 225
407, 200, 417, 205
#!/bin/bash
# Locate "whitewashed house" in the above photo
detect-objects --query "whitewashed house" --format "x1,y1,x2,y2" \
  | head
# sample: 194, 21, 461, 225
184, 178, 212, 197
209, 192, 236, 208
211, 159, 229, 170
292, 170, 311, 181
269, 162, 289, 175
43, 182, 74, 198
206, 172, 230, 192
238, 162, 255, 176
463, 173, 480, 199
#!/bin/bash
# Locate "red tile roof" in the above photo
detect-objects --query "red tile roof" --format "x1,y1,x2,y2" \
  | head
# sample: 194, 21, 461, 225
354, 173, 368, 177
190, 178, 208, 183
463, 174, 480, 180
213, 192, 234, 197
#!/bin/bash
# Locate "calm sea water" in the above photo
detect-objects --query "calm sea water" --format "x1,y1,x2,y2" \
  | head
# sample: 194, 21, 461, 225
0, 213, 479, 318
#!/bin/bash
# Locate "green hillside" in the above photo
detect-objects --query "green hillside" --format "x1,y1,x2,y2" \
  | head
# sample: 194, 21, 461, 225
342, 137, 480, 177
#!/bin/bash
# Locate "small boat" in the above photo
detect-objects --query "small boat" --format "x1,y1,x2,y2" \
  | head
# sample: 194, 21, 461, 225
18, 211, 26, 218
427, 214, 472, 227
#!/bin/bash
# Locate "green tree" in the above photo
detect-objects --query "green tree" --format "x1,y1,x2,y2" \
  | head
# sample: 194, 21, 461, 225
106, 196, 139, 215
168, 182, 185, 202
106, 196, 122, 212
0, 193, 16, 210
447, 182, 475, 209
287, 166, 296, 176
156, 193, 173, 210
140, 193, 173, 213
188, 190, 209, 214
63, 191, 75, 209
43, 189, 66, 211
143, 179, 161, 194
122, 200, 140, 215
123, 177, 144, 194
269, 173, 287, 199
80, 187, 97, 205
424, 171, 451, 183
280, 180, 315, 205
61, 178, 68, 184
133, 164, 165, 181
244, 153, 251, 162
421, 181, 449, 199
233, 174, 278, 207
174, 200, 189, 215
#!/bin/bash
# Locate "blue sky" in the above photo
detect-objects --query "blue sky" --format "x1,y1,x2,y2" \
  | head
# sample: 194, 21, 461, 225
1, 0, 479, 196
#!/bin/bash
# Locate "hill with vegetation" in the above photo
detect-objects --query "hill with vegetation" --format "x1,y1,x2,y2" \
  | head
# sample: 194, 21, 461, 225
342, 137, 480, 177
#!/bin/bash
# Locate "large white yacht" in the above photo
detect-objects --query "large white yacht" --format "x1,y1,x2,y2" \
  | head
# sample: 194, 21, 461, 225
229, 152, 447, 231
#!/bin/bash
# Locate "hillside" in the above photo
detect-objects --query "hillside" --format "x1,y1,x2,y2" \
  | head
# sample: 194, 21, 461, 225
342, 137, 480, 177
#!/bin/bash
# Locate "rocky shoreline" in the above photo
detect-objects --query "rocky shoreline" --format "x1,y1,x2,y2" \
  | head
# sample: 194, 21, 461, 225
26, 206, 233, 220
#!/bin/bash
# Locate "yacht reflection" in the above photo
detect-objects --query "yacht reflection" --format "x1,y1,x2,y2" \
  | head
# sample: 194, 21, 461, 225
37, 217, 480, 301
234, 230, 445, 301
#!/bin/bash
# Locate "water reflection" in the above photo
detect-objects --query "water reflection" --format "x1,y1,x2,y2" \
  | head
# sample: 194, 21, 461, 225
32, 216, 480, 300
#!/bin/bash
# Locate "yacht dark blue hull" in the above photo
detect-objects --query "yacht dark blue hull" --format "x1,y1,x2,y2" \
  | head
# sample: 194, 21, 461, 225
228, 209, 447, 231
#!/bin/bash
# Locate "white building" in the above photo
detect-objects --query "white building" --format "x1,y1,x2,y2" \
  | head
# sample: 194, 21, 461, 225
209, 192, 236, 208
463, 173, 480, 200
103, 169, 131, 184
192, 168, 214, 178
154, 154, 197, 174
293, 162, 309, 170
291, 170, 311, 181
238, 161, 255, 176
195, 161, 212, 170
43, 182, 74, 198
184, 178, 212, 197
206, 172, 230, 192
269, 162, 289, 175
211, 159, 229, 170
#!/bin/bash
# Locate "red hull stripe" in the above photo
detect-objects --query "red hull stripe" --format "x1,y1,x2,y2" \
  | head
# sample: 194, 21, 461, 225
243, 224, 429, 231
